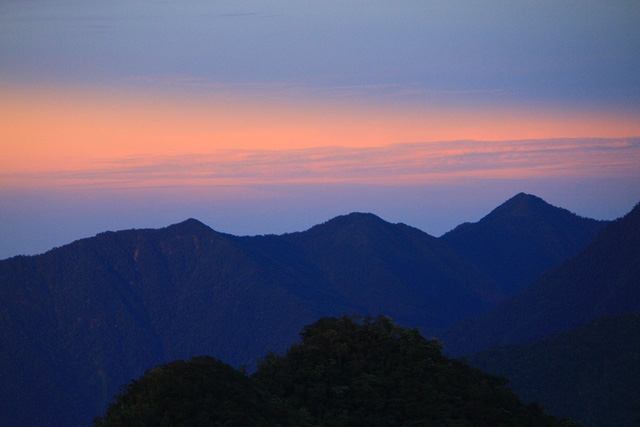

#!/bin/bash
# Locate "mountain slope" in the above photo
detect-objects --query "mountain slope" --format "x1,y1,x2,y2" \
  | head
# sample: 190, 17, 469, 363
0, 219, 327, 425
466, 312, 640, 427
282, 213, 498, 328
442, 201, 640, 356
441, 193, 607, 298
0, 195, 615, 426
0, 214, 495, 426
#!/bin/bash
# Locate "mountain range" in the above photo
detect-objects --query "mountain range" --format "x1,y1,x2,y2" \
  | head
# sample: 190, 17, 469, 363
441, 198, 640, 356
1, 192, 632, 426
440, 199, 640, 426
441, 193, 606, 298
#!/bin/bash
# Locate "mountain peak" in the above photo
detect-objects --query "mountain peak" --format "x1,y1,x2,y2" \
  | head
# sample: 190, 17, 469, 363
166, 218, 214, 234
441, 193, 607, 298
512, 192, 539, 200
443, 197, 640, 359
308, 212, 390, 233
486, 193, 553, 220
329, 212, 386, 224
510, 192, 544, 205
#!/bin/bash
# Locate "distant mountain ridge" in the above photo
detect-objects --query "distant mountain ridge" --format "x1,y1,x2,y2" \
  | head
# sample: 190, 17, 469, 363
0, 193, 617, 426
442, 200, 640, 357
0, 213, 493, 425
439, 200, 639, 427
442, 192, 606, 298
281, 212, 498, 327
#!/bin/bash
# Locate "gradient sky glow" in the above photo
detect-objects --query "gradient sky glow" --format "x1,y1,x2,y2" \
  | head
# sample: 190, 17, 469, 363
1, 0, 639, 259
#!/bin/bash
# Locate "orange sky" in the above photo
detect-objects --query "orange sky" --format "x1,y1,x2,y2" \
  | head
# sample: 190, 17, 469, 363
2, 84, 640, 187
2, 1, 640, 261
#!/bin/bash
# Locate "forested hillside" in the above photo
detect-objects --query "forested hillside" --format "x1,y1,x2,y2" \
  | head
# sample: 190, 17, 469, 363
0, 214, 494, 425
0, 194, 619, 426
442, 201, 640, 357
442, 193, 606, 298
95, 316, 581, 426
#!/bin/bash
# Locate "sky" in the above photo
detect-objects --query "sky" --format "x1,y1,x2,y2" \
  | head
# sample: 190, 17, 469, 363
1, 0, 640, 259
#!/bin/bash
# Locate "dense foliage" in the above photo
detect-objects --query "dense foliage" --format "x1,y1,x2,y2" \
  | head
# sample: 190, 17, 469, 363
94, 356, 305, 427
96, 316, 580, 426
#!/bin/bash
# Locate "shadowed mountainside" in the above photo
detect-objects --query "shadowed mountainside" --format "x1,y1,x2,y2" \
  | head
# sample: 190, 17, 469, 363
441, 192, 606, 298
442, 201, 640, 357
0, 214, 494, 425
466, 312, 640, 427
0, 194, 613, 426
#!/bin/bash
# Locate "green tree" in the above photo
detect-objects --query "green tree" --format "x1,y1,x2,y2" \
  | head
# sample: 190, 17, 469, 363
93, 356, 307, 427
253, 315, 581, 426
96, 315, 581, 426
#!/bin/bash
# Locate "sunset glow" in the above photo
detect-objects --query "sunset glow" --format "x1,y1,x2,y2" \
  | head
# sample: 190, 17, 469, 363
3, 84, 639, 186
1, 0, 639, 259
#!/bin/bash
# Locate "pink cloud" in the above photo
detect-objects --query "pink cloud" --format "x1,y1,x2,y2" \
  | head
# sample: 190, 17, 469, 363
4, 138, 638, 189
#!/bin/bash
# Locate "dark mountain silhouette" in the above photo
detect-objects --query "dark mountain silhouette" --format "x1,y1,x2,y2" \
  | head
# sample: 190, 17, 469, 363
0, 213, 497, 426
441, 192, 607, 298
466, 312, 640, 427
0, 194, 619, 426
442, 201, 640, 357
280, 213, 499, 327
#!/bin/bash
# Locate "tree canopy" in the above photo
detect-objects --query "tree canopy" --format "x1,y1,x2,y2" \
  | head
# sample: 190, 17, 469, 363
96, 315, 581, 426
93, 356, 304, 427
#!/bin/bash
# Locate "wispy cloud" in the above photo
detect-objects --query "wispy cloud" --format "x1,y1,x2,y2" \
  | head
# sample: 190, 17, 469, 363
4, 138, 639, 189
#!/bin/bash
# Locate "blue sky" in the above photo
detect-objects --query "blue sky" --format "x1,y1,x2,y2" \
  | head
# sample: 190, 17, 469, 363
3, 1, 638, 106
